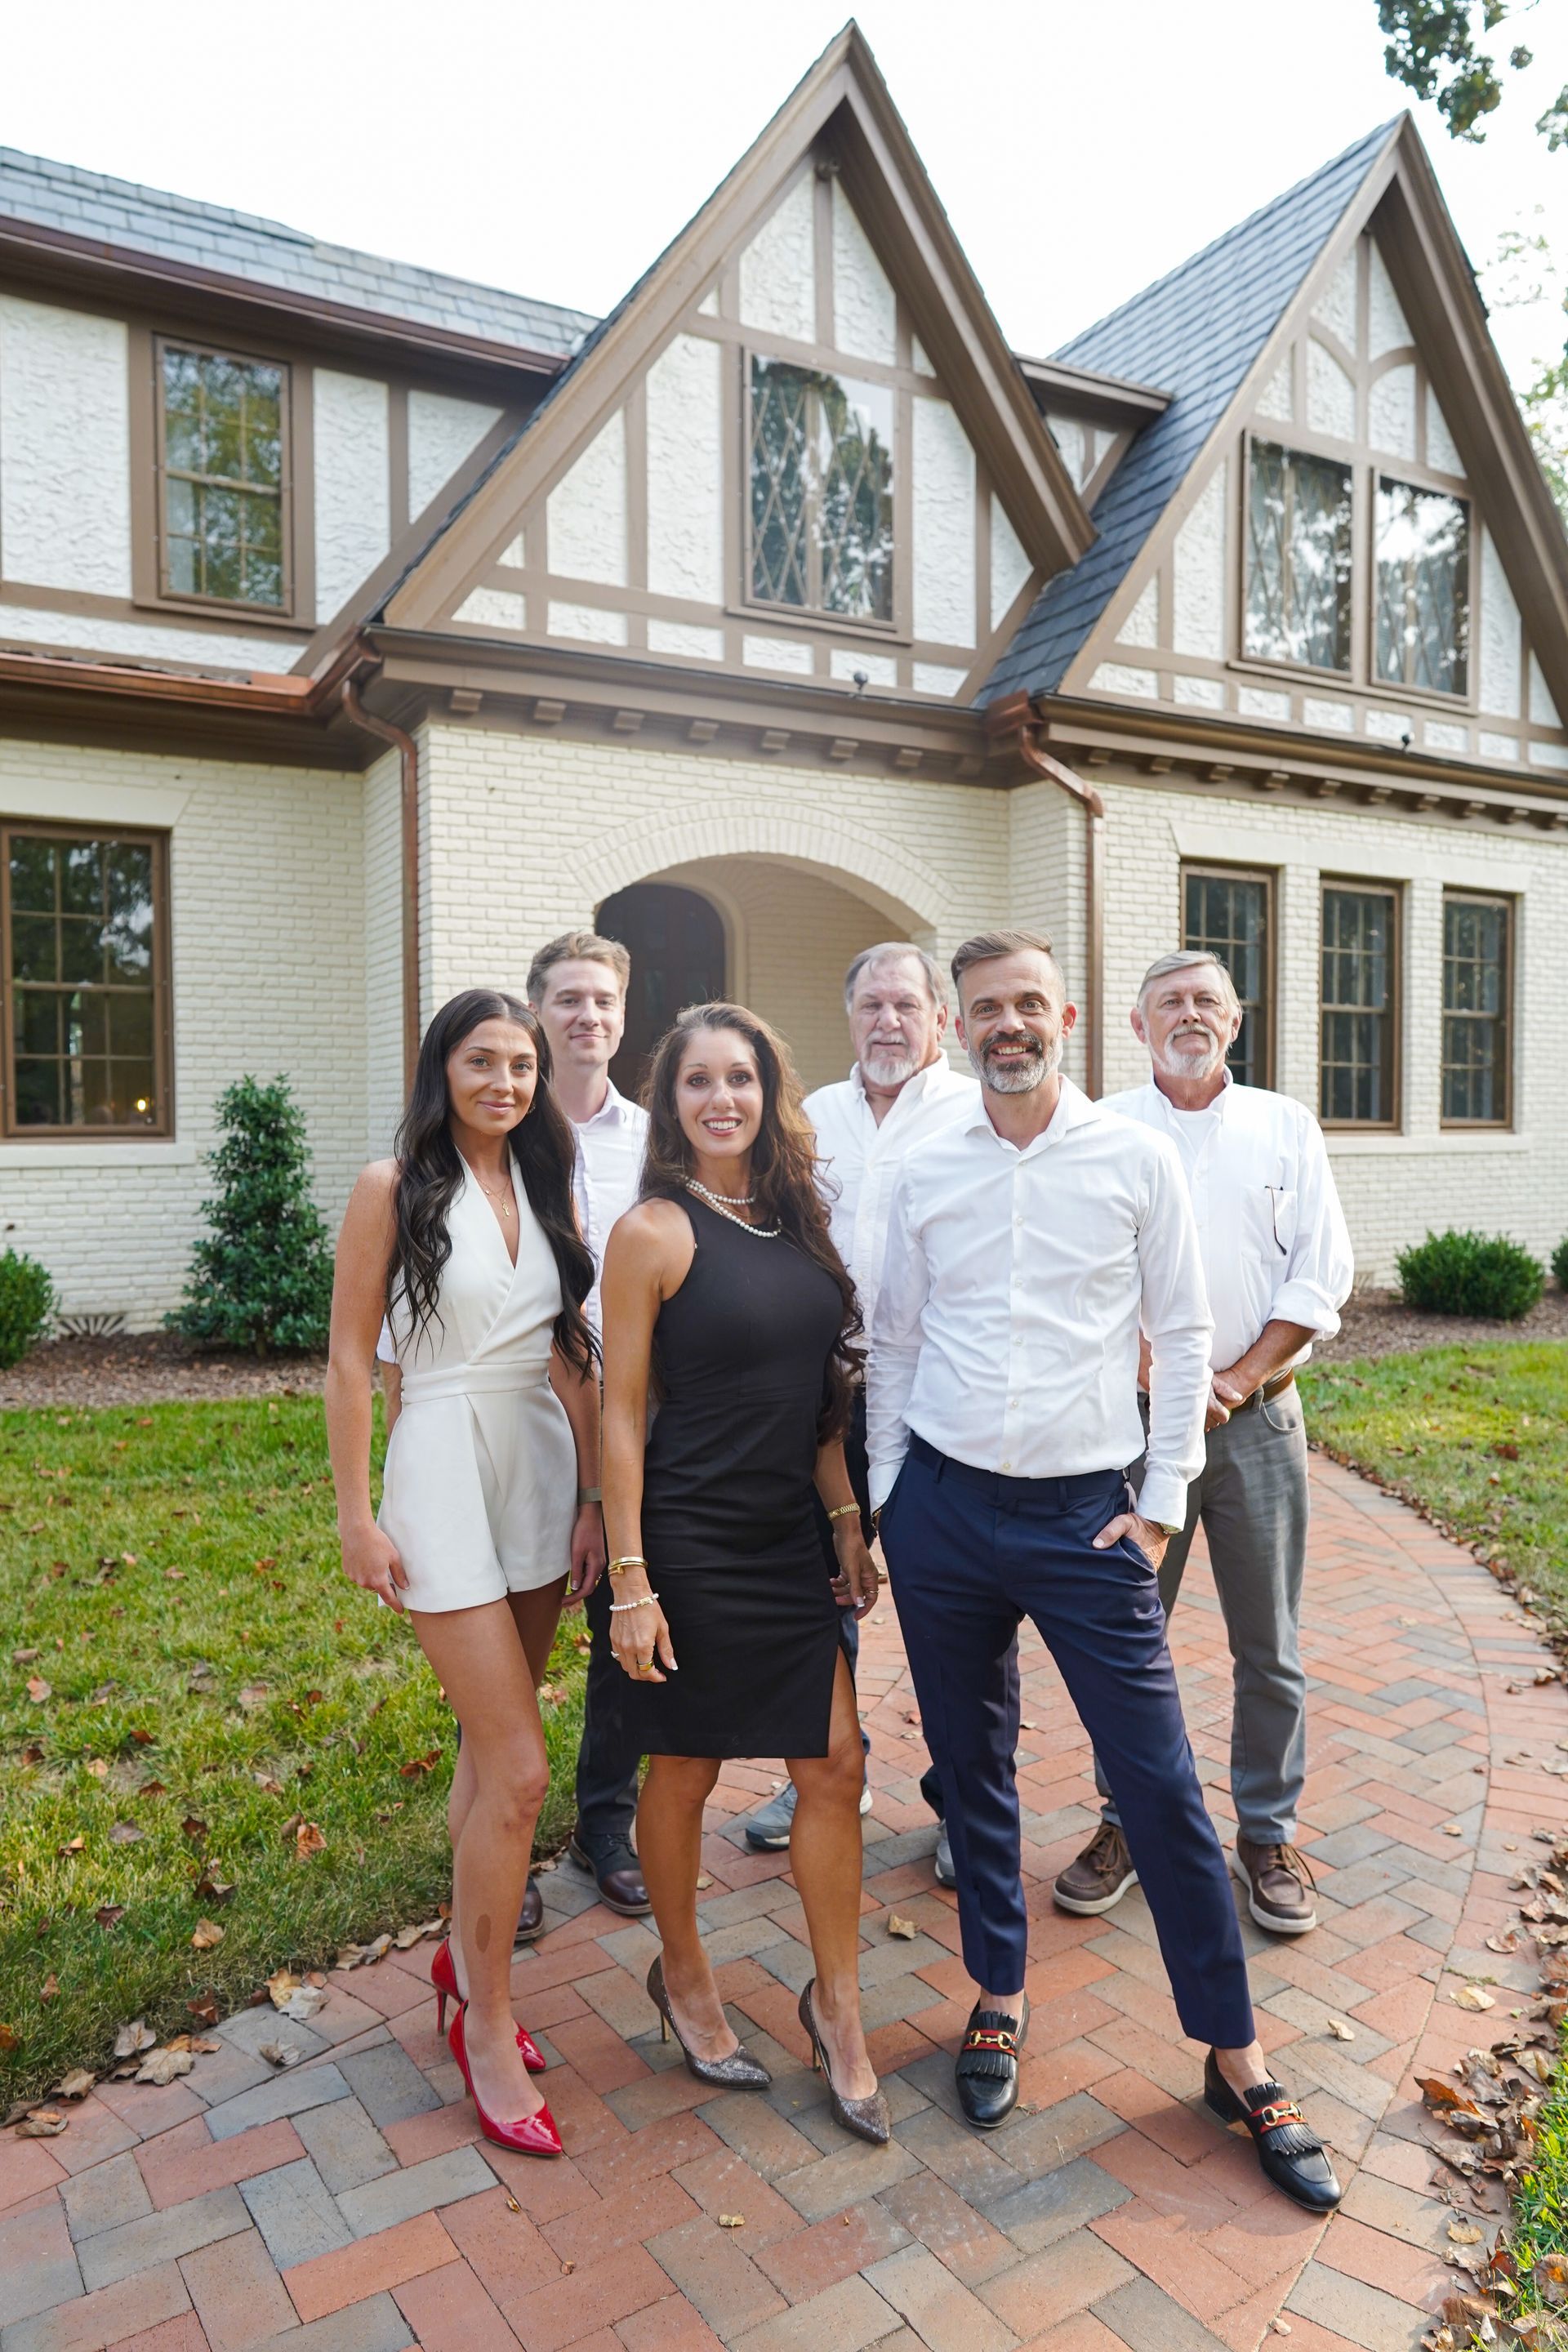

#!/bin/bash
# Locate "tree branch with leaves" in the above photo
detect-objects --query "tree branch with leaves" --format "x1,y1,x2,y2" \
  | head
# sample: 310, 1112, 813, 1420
1377, 0, 1566, 149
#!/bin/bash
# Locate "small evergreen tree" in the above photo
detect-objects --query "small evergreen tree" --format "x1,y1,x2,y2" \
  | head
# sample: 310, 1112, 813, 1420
168, 1076, 335, 1355
0, 1249, 55, 1369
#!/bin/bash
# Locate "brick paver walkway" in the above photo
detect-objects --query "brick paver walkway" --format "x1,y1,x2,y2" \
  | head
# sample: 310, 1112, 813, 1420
6, 1452, 1563, 2352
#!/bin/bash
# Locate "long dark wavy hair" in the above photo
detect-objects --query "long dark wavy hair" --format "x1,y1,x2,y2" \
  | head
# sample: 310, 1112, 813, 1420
390, 989, 595, 1376
639, 1001, 862, 1438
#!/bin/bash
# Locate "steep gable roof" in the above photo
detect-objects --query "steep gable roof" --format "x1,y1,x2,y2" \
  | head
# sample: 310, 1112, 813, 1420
381, 20, 1092, 636
0, 145, 595, 362
982, 121, 1399, 704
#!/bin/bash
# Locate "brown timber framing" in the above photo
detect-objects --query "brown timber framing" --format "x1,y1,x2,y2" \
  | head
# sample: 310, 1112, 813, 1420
385, 22, 1091, 638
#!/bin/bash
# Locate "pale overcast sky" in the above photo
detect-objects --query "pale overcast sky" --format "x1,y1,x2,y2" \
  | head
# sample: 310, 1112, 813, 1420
4, 0, 1564, 386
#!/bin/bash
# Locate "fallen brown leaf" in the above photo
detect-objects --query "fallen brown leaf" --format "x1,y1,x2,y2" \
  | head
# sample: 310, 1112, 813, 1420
94, 1905, 125, 1930
694, 1873, 714, 1891
136, 2049, 194, 2086
108, 1822, 143, 1846
180, 1816, 208, 1842
886, 1913, 918, 1940
25, 1677, 51, 1703
1448, 2219, 1485, 2245
85, 1758, 109, 1780
258, 2042, 302, 2069
398, 1750, 442, 1777
187, 1995, 219, 2025
113, 2019, 156, 2059
16, 2109, 67, 2137
190, 1919, 225, 1952
54, 2069, 94, 2100
294, 1822, 326, 1859
717, 2213, 746, 2228
56, 1835, 84, 1857
1327, 2017, 1355, 2041
1454, 1985, 1496, 2012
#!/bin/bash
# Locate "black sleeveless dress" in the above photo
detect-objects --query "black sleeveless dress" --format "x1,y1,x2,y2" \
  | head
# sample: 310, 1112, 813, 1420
619, 1193, 849, 1759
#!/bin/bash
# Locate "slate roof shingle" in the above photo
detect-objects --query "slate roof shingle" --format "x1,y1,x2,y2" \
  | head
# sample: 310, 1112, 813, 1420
0, 145, 598, 363
982, 120, 1401, 706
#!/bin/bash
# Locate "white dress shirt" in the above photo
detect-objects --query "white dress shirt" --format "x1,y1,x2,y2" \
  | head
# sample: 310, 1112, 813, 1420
570, 1080, 648, 1340
804, 1056, 978, 1329
376, 1079, 646, 1361
1101, 1073, 1353, 1373
866, 1077, 1213, 1530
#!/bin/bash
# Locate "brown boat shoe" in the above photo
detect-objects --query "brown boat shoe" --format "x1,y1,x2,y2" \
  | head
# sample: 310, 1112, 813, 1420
1053, 1823, 1138, 1916
1232, 1837, 1317, 1935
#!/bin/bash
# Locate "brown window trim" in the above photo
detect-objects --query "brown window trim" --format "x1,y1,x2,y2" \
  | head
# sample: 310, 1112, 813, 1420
0, 821, 174, 1143
1440, 889, 1513, 1131
129, 326, 315, 630
1178, 861, 1276, 1090
1370, 471, 1472, 708
1319, 877, 1402, 1133
740, 342, 902, 642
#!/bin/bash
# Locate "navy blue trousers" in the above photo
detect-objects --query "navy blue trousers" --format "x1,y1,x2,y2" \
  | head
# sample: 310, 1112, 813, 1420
880, 1437, 1254, 2048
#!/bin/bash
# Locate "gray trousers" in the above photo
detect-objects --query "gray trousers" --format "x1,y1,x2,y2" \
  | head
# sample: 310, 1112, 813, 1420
1096, 1384, 1309, 1847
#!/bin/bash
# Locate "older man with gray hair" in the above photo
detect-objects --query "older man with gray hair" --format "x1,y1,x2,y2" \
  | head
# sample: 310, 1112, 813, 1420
737, 940, 977, 1854
1054, 948, 1353, 1936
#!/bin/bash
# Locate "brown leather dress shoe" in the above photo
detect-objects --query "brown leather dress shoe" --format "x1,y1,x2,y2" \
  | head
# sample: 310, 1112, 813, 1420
1053, 1824, 1138, 1916
568, 1834, 651, 1917
513, 1875, 544, 1948
1232, 1838, 1317, 1935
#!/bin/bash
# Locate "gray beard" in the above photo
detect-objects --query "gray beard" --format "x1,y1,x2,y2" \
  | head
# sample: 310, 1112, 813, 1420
862, 1047, 918, 1087
1152, 1031, 1227, 1084
967, 1033, 1061, 1094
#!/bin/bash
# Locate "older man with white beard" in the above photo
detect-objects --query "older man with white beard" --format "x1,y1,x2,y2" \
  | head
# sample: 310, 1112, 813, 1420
737, 942, 977, 1855
1054, 950, 1352, 1937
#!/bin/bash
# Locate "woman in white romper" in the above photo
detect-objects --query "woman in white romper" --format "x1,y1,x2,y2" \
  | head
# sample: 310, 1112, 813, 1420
326, 988, 602, 2158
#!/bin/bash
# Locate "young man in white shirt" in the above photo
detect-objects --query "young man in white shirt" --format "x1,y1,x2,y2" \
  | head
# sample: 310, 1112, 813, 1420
737, 944, 977, 1854
1055, 949, 1352, 1937
527, 930, 652, 1919
868, 932, 1339, 2211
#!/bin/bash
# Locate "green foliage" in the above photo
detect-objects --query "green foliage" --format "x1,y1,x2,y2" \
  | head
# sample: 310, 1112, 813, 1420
1396, 1227, 1545, 1320
1376, 0, 1568, 147
0, 1395, 587, 2100
1553, 1234, 1568, 1289
168, 1076, 335, 1356
1301, 1340, 1568, 1608
0, 1248, 54, 1370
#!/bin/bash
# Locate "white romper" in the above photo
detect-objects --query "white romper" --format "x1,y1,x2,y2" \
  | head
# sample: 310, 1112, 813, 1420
378, 1157, 577, 1611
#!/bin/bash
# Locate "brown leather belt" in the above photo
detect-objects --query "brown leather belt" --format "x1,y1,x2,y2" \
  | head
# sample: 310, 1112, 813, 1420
1236, 1369, 1296, 1410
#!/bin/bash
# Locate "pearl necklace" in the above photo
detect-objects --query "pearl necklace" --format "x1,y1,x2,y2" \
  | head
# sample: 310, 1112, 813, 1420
686, 1179, 782, 1239
687, 1177, 755, 1207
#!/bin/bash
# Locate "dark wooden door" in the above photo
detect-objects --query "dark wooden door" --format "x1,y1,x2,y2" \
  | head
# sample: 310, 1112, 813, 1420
598, 882, 727, 1100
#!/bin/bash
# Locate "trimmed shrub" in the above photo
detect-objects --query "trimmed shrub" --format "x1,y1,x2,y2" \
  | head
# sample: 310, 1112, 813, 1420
167, 1076, 335, 1355
1396, 1228, 1545, 1322
1553, 1235, 1568, 1291
0, 1249, 55, 1369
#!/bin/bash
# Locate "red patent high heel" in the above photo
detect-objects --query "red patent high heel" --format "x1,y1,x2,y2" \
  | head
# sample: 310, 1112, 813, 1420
448, 2006, 563, 2158
430, 1940, 545, 2072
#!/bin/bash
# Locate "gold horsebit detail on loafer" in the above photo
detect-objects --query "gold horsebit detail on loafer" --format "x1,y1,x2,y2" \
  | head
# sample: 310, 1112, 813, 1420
962, 2028, 1019, 2056
1250, 2100, 1306, 2136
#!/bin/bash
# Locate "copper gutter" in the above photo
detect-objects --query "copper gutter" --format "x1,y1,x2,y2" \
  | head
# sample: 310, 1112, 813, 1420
341, 675, 421, 1088
0, 644, 341, 712
988, 697, 1105, 1095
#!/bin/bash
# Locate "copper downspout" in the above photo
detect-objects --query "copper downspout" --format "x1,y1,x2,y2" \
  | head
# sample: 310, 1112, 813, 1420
341, 675, 421, 1089
1014, 725, 1106, 1098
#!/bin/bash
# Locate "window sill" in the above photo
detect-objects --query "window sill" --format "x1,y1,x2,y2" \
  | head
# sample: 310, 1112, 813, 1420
0, 1142, 197, 1169
1325, 1129, 1530, 1155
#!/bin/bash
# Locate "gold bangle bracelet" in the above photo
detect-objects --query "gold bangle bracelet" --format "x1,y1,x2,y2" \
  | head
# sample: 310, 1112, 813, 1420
608, 1556, 648, 1576
826, 1503, 860, 1522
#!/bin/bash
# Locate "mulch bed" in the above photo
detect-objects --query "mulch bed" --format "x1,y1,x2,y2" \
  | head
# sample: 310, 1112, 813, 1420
0, 1290, 1561, 1409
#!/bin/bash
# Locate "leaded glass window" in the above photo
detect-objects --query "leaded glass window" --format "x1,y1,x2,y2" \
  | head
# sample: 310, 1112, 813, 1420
1442, 893, 1510, 1125
160, 345, 287, 608
1320, 884, 1398, 1126
1182, 866, 1272, 1086
749, 359, 893, 623
2, 829, 167, 1135
1245, 440, 1352, 672
1375, 478, 1468, 697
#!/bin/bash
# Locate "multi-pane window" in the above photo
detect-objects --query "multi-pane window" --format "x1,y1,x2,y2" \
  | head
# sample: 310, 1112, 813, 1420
2, 828, 168, 1136
749, 359, 893, 624
1375, 478, 1468, 697
1181, 866, 1272, 1087
1320, 884, 1399, 1127
1245, 439, 1353, 672
159, 344, 287, 608
1442, 893, 1511, 1125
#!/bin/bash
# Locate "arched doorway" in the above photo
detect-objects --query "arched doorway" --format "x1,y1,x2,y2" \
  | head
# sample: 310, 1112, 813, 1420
598, 881, 727, 1098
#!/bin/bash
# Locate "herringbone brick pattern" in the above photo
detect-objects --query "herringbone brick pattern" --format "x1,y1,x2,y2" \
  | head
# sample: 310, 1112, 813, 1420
4, 1455, 1553, 2352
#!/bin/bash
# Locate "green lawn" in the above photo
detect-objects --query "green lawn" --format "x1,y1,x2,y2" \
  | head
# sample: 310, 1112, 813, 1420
0, 1395, 586, 2104
1301, 1340, 1568, 1615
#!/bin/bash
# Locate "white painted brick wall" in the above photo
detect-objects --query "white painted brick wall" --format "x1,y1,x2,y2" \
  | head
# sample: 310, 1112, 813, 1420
0, 736, 364, 1327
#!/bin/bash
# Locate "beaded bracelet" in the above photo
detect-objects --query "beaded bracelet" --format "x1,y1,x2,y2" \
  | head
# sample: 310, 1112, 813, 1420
608, 1592, 660, 1613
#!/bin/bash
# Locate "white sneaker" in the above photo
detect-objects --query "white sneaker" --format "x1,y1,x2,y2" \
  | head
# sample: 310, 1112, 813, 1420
859, 1775, 874, 1818
934, 1822, 955, 1886
742, 1782, 797, 1851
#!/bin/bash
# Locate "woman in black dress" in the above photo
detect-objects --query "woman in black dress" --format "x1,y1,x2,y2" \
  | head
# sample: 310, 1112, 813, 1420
601, 1003, 886, 2141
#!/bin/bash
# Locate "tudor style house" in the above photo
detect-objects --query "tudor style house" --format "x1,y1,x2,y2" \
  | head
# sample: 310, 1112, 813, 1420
0, 26, 1564, 1326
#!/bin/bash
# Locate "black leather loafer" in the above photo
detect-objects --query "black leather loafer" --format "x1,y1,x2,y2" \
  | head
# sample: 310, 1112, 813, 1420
956, 1996, 1028, 2130
1203, 2051, 1342, 2212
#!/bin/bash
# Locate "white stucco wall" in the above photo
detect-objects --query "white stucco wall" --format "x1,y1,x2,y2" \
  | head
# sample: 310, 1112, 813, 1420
1368, 244, 1412, 360
990, 497, 1031, 630
911, 398, 975, 648
0, 296, 131, 595
407, 390, 501, 521
646, 334, 723, 604
1479, 528, 1522, 720
0, 604, 305, 673
1171, 461, 1227, 659
314, 369, 391, 621
0, 737, 365, 1325
1368, 363, 1417, 461
546, 410, 627, 586
738, 174, 816, 345
1312, 248, 1357, 352
831, 184, 897, 368
1307, 339, 1355, 440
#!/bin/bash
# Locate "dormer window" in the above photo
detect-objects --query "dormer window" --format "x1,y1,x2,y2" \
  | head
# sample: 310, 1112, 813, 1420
1244, 439, 1352, 672
158, 341, 288, 609
748, 359, 893, 625
1374, 478, 1468, 697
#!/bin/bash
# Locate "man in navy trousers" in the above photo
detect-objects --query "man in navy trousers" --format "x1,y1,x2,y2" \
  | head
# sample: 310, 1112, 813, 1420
867, 929, 1339, 2213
